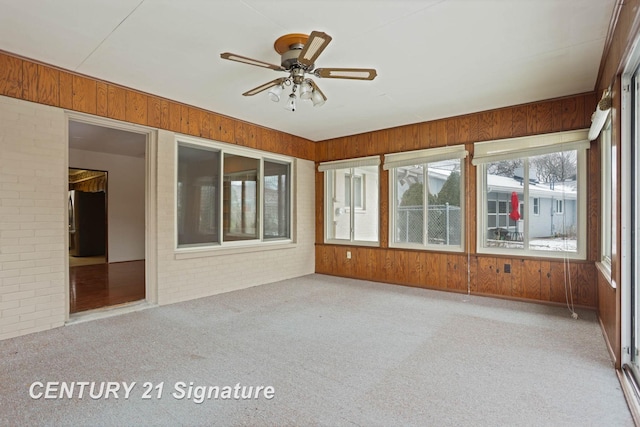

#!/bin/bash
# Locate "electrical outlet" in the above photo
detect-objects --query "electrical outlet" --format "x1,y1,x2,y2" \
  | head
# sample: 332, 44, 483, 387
346, 251, 351, 259
504, 263, 511, 273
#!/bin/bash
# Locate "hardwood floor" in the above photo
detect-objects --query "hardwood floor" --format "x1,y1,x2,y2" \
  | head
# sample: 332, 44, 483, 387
69, 260, 145, 313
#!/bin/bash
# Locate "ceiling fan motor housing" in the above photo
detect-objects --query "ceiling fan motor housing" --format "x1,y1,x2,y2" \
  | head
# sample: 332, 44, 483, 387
281, 43, 308, 70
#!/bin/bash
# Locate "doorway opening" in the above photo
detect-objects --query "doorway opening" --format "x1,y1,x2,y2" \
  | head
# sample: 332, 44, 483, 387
68, 120, 147, 314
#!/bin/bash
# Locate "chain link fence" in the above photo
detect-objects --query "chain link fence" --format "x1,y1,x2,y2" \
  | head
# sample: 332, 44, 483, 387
396, 204, 461, 245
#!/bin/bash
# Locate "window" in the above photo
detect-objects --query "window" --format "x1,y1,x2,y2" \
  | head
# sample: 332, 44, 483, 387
320, 156, 380, 244
177, 140, 292, 249
345, 174, 364, 209
601, 117, 612, 268
263, 160, 291, 240
177, 145, 221, 246
473, 130, 588, 259
223, 154, 259, 241
385, 146, 467, 251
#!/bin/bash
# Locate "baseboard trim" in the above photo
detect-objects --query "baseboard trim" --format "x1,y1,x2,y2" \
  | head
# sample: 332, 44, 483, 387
599, 314, 618, 366
618, 366, 640, 426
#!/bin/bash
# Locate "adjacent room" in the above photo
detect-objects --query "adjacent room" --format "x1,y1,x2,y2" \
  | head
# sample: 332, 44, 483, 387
0, 0, 638, 424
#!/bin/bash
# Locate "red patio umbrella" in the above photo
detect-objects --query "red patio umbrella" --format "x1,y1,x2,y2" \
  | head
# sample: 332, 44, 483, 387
509, 191, 521, 221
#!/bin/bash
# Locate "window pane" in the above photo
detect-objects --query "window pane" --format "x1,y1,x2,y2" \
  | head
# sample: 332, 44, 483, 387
263, 160, 290, 239
354, 176, 363, 208
326, 165, 379, 243
394, 165, 424, 244
223, 154, 258, 241
529, 150, 577, 252
484, 161, 524, 249
353, 166, 378, 242
479, 139, 584, 258
602, 118, 612, 264
326, 168, 351, 240
177, 145, 220, 247
427, 159, 462, 246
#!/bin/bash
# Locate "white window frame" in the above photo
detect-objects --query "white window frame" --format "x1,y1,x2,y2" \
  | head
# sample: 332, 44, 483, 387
554, 199, 564, 215
175, 135, 294, 253
320, 156, 380, 246
345, 173, 364, 210
385, 145, 467, 252
532, 197, 540, 215
601, 116, 613, 271
473, 129, 589, 260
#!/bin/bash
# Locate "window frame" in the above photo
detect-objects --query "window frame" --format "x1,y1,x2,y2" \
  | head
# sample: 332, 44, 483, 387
385, 146, 467, 252
175, 136, 294, 253
532, 197, 540, 215
345, 173, 365, 210
601, 116, 613, 271
474, 130, 588, 260
320, 156, 380, 246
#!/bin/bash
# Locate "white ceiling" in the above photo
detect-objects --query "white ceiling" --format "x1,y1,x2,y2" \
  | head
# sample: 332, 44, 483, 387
69, 120, 146, 158
0, 0, 616, 142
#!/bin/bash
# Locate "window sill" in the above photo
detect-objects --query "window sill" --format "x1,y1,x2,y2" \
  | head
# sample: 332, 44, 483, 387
324, 240, 380, 248
596, 261, 615, 289
389, 243, 465, 253
175, 240, 296, 260
476, 246, 586, 261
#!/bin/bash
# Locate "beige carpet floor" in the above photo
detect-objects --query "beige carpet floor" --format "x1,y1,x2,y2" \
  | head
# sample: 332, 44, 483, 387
0, 274, 633, 426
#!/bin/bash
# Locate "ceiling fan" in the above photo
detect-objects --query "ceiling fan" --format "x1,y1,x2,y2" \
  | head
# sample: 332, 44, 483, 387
220, 31, 377, 111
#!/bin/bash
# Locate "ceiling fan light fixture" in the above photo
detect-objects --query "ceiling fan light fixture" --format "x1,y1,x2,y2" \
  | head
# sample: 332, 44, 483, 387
285, 93, 297, 111
268, 84, 284, 102
221, 30, 377, 111
299, 81, 313, 100
311, 90, 325, 107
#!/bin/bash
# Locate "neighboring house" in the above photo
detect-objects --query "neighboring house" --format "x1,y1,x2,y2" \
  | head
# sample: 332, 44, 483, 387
486, 174, 577, 239
396, 167, 577, 242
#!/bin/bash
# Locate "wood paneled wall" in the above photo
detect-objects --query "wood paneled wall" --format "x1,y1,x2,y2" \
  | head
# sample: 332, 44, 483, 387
315, 92, 600, 308
593, 0, 640, 367
315, 93, 595, 161
0, 50, 315, 160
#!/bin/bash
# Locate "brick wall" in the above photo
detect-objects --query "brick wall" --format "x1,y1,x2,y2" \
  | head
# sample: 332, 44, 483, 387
0, 96, 316, 341
0, 96, 67, 340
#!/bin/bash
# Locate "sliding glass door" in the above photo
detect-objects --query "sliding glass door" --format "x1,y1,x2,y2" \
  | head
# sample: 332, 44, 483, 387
631, 67, 640, 376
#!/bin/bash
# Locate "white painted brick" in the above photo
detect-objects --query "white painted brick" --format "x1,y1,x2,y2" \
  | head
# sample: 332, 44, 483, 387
2, 290, 36, 302
0, 300, 20, 311
0, 286, 21, 296
19, 281, 52, 292
35, 286, 63, 297
36, 300, 64, 312
1, 319, 35, 334
0, 253, 21, 263
3, 304, 35, 317
0, 96, 66, 340
19, 251, 52, 261
20, 309, 54, 322
35, 271, 64, 282
1, 229, 34, 238
34, 316, 64, 328
20, 266, 51, 276
0, 269, 21, 280
2, 260, 35, 270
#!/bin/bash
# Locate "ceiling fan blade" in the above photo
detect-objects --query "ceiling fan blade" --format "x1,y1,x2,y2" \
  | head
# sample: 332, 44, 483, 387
220, 52, 284, 71
297, 31, 332, 68
314, 68, 378, 80
242, 78, 286, 96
